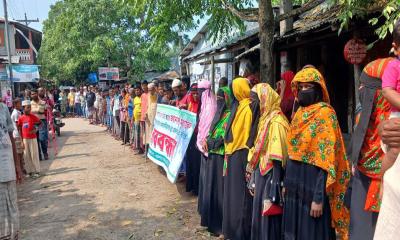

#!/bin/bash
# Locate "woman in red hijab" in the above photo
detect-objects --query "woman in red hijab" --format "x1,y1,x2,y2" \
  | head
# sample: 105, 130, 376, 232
188, 83, 199, 114
277, 70, 295, 121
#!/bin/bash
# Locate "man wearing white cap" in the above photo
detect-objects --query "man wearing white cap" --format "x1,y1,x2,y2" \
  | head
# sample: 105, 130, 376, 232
172, 78, 189, 109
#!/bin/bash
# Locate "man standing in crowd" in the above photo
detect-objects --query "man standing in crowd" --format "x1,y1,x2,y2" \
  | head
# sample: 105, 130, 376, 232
133, 84, 143, 154
112, 86, 121, 138
11, 99, 24, 176
74, 88, 82, 117
172, 79, 189, 109
181, 75, 191, 94
157, 82, 164, 103
68, 87, 76, 117
0, 98, 21, 240
106, 89, 113, 132
140, 81, 149, 154
86, 86, 96, 125
83, 86, 88, 118
30, 89, 49, 160
79, 88, 86, 118
128, 88, 135, 145
2, 89, 13, 112
145, 83, 158, 146
161, 85, 174, 104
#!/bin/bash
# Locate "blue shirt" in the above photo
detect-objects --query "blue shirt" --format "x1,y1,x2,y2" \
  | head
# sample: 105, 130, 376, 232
106, 96, 112, 115
128, 98, 134, 119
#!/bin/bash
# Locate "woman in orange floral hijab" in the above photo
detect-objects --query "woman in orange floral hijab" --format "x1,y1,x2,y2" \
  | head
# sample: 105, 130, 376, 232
283, 67, 350, 240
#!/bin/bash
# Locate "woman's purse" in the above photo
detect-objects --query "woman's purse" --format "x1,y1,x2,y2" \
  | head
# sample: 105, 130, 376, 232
262, 199, 283, 216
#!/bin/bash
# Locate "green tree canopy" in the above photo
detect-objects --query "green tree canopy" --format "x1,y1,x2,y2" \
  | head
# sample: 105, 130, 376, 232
338, 0, 400, 41
125, 0, 328, 83
39, 0, 175, 85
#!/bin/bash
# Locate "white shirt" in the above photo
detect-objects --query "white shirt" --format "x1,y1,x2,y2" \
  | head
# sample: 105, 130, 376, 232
113, 95, 120, 117
10, 108, 21, 138
0, 103, 16, 182
75, 92, 81, 104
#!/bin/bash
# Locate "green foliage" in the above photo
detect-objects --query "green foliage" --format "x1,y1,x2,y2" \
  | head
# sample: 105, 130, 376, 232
39, 0, 174, 85
125, 0, 258, 45
338, 0, 400, 40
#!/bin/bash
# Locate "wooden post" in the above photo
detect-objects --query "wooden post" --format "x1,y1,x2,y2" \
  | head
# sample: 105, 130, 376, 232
211, 56, 215, 93
28, 30, 34, 63
353, 64, 361, 107
186, 63, 190, 76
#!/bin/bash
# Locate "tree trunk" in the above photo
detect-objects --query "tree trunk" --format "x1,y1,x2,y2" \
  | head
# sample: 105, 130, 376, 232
258, 0, 275, 84
280, 0, 293, 36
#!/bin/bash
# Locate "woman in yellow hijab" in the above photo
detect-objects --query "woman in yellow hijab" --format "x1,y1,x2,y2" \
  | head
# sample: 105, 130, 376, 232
223, 77, 253, 240
283, 67, 350, 240
246, 83, 289, 240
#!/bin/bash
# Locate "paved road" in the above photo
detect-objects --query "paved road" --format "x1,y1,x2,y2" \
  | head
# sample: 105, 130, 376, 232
18, 118, 212, 240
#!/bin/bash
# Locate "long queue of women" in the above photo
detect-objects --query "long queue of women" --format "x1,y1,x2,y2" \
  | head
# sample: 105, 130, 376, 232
186, 66, 350, 240
183, 54, 400, 239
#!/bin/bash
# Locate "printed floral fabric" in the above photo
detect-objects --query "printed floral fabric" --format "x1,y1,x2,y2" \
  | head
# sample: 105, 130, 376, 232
247, 83, 289, 176
358, 90, 390, 212
209, 86, 232, 155
289, 68, 350, 239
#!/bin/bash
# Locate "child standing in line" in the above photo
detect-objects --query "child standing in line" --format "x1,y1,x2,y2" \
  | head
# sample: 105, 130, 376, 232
18, 100, 41, 178
10, 98, 24, 176
382, 19, 400, 175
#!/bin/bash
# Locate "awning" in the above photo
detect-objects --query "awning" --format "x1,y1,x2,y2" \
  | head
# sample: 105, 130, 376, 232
234, 44, 260, 61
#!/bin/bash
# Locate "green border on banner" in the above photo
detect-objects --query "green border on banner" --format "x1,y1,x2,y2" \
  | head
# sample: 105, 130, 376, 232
148, 148, 176, 182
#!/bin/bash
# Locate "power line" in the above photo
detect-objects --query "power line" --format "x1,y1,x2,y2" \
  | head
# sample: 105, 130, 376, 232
16, 13, 39, 26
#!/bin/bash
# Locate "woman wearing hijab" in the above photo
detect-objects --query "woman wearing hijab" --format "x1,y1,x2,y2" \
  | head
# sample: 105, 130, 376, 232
185, 83, 201, 195
347, 58, 392, 240
283, 67, 350, 240
246, 83, 289, 240
277, 70, 295, 121
196, 81, 217, 216
200, 83, 233, 236
223, 77, 254, 240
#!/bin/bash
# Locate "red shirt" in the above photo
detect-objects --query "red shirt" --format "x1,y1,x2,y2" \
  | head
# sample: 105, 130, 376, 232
140, 93, 149, 122
18, 114, 41, 139
176, 93, 189, 109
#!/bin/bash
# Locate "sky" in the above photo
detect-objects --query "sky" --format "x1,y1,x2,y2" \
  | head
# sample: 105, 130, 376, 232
0, 0, 58, 31
0, 0, 203, 38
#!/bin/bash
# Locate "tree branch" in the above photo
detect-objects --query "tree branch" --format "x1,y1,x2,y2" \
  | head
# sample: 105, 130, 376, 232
222, 0, 258, 22
276, 0, 325, 23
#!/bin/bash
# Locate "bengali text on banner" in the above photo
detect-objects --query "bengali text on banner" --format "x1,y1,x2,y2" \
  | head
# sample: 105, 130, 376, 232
147, 104, 197, 183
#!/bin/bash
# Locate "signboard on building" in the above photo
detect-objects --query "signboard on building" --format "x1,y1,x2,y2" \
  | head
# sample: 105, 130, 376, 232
9, 64, 39, 82
98, 67, 120, 81
344, 39, 367, 65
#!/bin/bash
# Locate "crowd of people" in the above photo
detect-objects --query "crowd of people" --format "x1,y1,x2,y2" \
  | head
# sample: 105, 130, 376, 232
2, 20, 400, 240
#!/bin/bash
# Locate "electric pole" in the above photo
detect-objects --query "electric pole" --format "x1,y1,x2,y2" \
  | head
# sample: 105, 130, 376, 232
16, 13, 39, 26
3, 0, 13, 96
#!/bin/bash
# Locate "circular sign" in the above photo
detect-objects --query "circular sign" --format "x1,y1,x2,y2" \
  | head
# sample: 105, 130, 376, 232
344, 38, 367, 65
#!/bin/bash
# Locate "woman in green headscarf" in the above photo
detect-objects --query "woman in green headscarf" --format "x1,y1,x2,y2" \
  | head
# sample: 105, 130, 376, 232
200, 84, 233, 236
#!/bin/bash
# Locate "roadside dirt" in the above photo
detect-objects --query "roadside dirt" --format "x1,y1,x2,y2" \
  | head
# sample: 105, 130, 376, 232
18, 118, 217, 240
